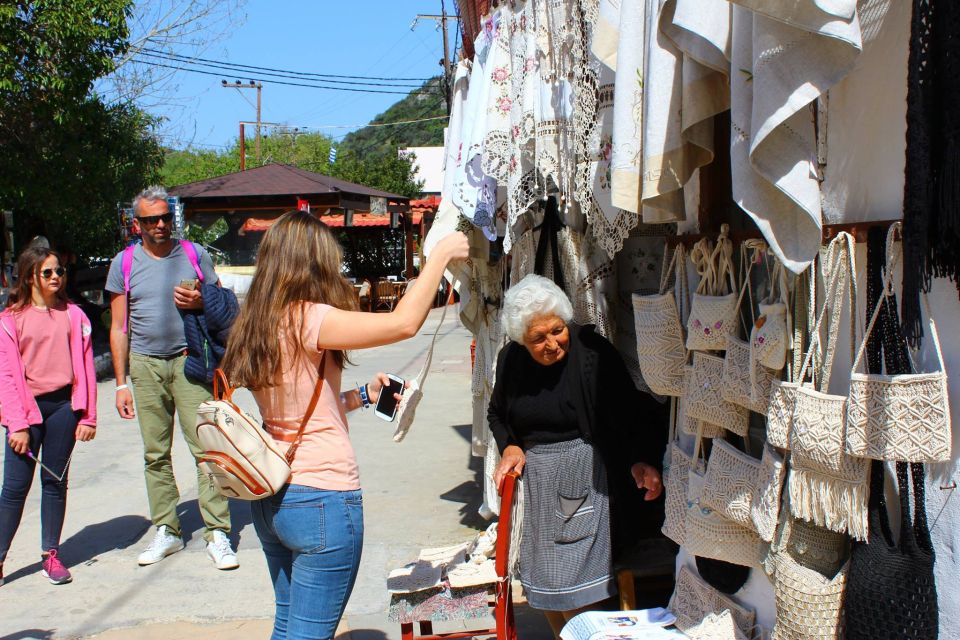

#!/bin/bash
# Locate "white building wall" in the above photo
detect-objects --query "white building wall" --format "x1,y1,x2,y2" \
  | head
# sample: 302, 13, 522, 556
401, 146, 445, 195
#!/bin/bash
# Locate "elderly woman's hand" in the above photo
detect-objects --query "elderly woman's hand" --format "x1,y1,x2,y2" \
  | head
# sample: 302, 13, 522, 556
494, 445, 526, 491
630, 462, 663, 501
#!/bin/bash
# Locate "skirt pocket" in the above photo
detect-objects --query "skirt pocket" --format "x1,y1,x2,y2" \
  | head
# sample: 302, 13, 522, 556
555, 448, 599, 544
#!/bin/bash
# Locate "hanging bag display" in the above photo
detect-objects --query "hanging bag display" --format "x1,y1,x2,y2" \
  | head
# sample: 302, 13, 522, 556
788, 232, 870, 540
668, 564, 757, 638
750, 442, 786, 543
662, 400, 706, 545
686, 351, 750, 437
844, 460, 939, 639
769, 546, 849, 640
633, 243, 689, 396
845, 223, 952, 463
686, 225, 739, 351
699, 438, 762, 531
680, 367, 723, 439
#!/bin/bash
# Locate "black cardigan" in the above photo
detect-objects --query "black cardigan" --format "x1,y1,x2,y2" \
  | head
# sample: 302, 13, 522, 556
487, 323, 667, 474
487, 323, 670, 545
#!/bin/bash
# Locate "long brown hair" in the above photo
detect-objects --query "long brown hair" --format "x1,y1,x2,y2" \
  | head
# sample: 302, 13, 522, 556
221, 211, 357, 389
7, 246, 69, 311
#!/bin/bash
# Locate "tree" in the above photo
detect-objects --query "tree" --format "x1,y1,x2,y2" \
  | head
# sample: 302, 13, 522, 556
0, 1, 165, 262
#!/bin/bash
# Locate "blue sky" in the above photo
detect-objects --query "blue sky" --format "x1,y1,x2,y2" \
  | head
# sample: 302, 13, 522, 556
146, 1, 457, 151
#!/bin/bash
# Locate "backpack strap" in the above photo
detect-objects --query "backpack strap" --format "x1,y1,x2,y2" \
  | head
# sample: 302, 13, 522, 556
179, 240, 205, 283
283, 353, 327, 464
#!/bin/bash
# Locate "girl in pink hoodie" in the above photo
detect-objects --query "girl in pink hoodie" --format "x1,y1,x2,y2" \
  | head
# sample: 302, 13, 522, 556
0, 247, 97, 586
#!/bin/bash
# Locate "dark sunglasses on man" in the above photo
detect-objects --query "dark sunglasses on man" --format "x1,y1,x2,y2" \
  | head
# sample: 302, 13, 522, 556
40, 267, 66, 279
137, 213, 174, 225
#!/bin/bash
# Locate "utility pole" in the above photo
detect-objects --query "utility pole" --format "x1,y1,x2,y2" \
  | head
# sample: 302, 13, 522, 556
413, 3, 461, 115
222, 80, 263, 164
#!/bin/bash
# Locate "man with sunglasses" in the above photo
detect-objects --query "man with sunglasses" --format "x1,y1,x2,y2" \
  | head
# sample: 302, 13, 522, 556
105, 186, 237, 571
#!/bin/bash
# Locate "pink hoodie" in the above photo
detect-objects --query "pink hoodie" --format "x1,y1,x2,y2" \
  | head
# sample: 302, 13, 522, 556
0, 303, 97, 432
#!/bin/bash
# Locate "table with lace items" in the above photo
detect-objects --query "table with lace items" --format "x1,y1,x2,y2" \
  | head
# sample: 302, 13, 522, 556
388, 581, 492, 625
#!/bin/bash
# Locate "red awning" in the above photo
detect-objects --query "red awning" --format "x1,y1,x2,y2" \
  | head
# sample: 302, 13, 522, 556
238, 212, 423, 233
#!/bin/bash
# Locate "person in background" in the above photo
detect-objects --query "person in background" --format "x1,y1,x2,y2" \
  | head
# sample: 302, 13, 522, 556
489, 274, 668, 637
105, 186, 237, 570
0, 247, 97, 586
221, 211, 469, 640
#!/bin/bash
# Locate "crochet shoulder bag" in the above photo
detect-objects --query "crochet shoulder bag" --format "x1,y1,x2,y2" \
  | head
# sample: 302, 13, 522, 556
844, 460, 938, 639
662, 398, 706, 545
685, 427, 766, 569
699, 437, 761, 532
669, 564, 757, 639
723, 240, 780, 414
393, 297, 450, 442
633, 243, 689, 396
846, 223, 952, 462
788, 232, 871, 540
686, 350, 750, 437
686, 225, 739, 351
750, 442, 786, 543
751, 257, 791, 371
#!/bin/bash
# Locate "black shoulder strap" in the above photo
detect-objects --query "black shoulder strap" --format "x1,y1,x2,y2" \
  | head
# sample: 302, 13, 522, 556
533, 196, 566, 292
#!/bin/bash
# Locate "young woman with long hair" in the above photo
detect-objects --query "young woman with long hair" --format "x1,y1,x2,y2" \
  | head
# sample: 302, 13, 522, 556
220, 211, 468, 639
0, 247, 98, 586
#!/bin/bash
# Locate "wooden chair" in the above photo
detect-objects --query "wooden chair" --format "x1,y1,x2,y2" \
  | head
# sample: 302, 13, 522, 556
374, 279, 399, 312
354, 279, 372, 312
399, 472, 519, 640
613, 537, 679, 611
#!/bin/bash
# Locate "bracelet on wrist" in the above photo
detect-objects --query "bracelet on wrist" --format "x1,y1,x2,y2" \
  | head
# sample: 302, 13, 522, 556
357, 383, 371, 408
116, 384, 129, 391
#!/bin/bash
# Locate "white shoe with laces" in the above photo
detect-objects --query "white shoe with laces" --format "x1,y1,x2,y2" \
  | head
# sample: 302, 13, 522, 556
207, 530, 239, 570
137, 525, 185, 566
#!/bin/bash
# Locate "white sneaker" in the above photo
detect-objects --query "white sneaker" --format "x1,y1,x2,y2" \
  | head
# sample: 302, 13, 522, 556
207, 530, 239, 570
137, 525, 185, 566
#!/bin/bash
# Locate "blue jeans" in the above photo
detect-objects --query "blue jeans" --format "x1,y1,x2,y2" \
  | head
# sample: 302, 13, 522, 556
251, 485, 364, 640
0, 387, 78, 563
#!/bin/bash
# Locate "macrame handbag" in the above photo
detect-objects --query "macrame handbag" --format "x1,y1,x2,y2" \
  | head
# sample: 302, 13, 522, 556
699, 438, 762, 531
751, 258, 791, 371
686, 225, 739, 351
662, 399, 706, 545
769, 553, 849, 640
685, 429, 767, 569
686, 352, 750, 437
685, 610, 748, 640
846, 223, 952, 463
767, 512, 849, 580
680, 369, 723, 438
633, 243, 689, 396
788, 233, 870, 540
669, 564, 757, 638
723, 240, 780, 414
750, 443, 786, 543
844, 460, 939, 639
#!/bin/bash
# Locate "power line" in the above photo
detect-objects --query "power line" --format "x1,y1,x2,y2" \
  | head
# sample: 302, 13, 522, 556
140, 47, 432, 83
133, 59, 443, 95
305, 115, 448, 130
136, 50, 433, 90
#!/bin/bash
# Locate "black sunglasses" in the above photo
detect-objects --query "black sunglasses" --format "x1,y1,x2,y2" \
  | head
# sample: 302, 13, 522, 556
136, 213, 174, 225
40, 267, 66, 279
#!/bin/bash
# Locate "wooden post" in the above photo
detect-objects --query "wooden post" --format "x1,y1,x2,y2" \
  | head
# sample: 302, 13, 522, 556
403, 212, 415, 279
239, 123, 246, 172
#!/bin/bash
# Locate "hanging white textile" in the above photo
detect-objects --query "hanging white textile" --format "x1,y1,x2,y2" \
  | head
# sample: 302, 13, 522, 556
728, 0, 862, 273
442, 61, 472, 204
591, 0, 621, 70
609, 0, 646, 214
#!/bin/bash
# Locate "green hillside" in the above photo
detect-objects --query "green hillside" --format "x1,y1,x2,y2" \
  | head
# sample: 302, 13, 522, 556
338, 76, 447, 158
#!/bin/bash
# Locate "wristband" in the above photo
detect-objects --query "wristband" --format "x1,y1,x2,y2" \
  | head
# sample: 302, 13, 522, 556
116, 384, 129, 391
357, 383, 371, 408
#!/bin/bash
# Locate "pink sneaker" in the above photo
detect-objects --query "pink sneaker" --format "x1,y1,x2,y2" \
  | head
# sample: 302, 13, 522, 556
41, 549, 72, 585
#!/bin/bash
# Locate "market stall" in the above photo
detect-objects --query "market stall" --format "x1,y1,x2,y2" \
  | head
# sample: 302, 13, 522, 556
430, 0, 958, 637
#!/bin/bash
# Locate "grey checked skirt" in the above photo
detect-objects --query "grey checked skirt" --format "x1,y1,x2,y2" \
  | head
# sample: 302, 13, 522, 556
519, 437, 615, 611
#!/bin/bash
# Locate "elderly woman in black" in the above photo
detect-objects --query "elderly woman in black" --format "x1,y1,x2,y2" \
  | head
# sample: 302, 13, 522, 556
489, 274, 668, 635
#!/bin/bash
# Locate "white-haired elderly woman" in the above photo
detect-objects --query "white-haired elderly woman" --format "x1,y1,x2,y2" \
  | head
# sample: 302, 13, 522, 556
488, 274, 667, 635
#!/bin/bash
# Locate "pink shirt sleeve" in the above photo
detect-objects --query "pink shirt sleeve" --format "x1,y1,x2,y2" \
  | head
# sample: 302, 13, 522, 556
300, 303, 334, 355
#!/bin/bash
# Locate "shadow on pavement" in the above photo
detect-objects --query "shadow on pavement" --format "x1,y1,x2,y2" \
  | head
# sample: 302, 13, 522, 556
177, 498, 253, 548
0, 630, 56, 640
440, 424, 492, 530
3, 514, 151, 585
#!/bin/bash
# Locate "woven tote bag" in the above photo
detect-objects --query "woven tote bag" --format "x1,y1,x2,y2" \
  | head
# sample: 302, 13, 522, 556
669, 565, 757, 638
699, 438, 761, 530
772, 514, 849, 579
845, 461, 938, 639
682, 365, 725, 439
724, 335, 780, 414
766, 379, 800, 450
662, 400, 707, 545
788, 233, 870, 540
751, 443, 786, 543
685, 610, 747, 640
686, 352, 749, 436
846, 225, 951, 462
770, 553, 849, 640
633, 244, 689, 396
687, 226, 739, 351
685, 455, 766, 569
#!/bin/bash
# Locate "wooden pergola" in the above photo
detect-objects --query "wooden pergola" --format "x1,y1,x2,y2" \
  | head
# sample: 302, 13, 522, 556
170, 163, 416, 275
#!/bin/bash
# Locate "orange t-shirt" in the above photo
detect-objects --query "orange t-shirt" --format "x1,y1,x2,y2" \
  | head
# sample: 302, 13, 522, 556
252, 303, 360, 491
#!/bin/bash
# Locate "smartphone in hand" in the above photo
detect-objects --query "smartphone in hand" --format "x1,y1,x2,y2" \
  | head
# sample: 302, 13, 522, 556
179, 279, 198, 290
374, 374, 405, 422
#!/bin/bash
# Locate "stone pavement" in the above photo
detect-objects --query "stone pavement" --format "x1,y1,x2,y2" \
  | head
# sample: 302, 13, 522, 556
0, 307, 552, 640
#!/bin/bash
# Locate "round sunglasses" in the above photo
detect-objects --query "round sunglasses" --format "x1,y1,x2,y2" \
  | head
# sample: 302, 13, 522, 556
40, 267, 66, 279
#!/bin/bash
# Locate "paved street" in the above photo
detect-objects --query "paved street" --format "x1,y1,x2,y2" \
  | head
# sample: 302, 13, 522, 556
0, 307, 552, 640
